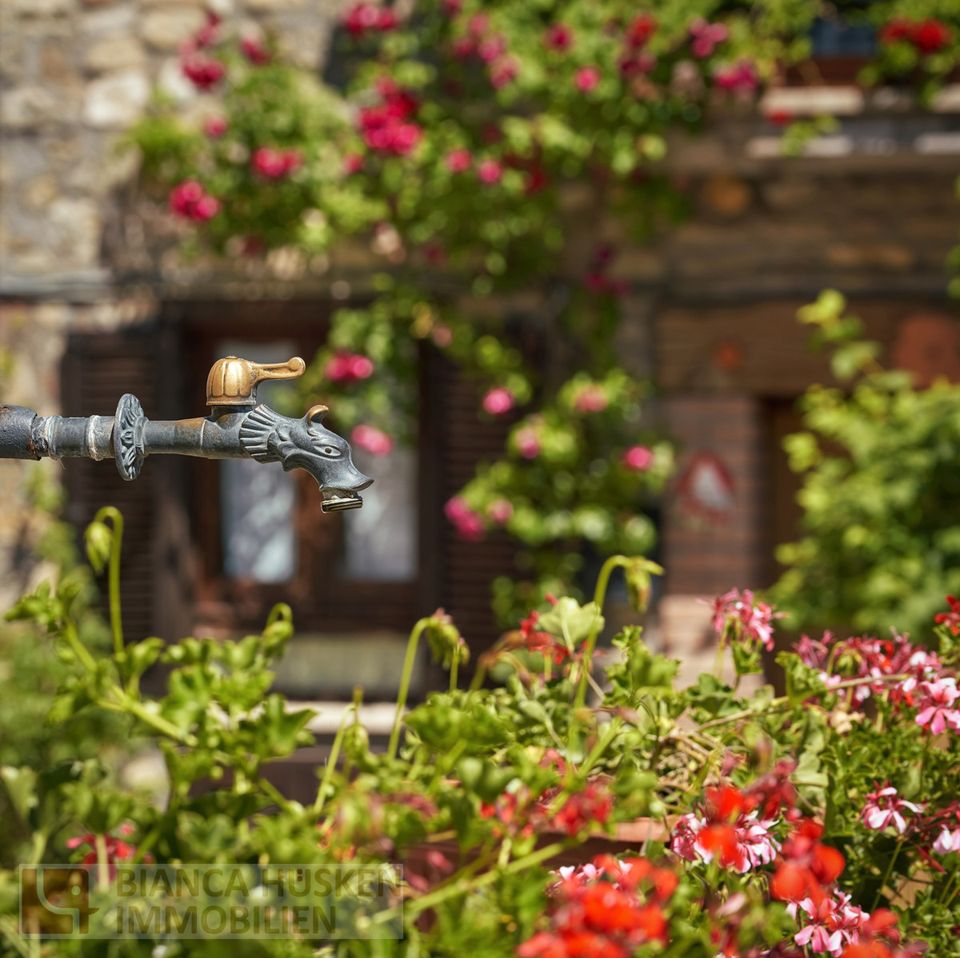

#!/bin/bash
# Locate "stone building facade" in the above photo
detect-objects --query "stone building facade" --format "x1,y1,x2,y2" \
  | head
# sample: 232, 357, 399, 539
2, 1, 959, 693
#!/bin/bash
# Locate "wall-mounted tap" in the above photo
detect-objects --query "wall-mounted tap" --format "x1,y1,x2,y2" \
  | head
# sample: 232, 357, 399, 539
0, 355, 372, 513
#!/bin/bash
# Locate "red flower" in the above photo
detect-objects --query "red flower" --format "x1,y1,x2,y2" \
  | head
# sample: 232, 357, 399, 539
241, 35, 271, 65
358, 83, 422, 156
622, 445, 653, 472
881, 18, 950, 54
351, 424, 393, 456
181, 50, 225, 90
343, 153, 364, 175
203, 116, 228, 138
490, 56, 519, 88
482, 387, 515, 416
445, 148, 472, 173
575, 66, 600, 92
553, 782, 613, 836
544, 23, 574, 52
626, 13, 656, 47
252, 147, 302, 179
934, 595, 960, 635
326, 350, 374, 384
169, 180, 219, 222
343, 2, 397, 38
445, 496, 485, 541
477, 159, 503, 184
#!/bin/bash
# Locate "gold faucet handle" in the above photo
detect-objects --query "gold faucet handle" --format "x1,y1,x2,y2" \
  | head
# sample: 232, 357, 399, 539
206, 355, 306, 406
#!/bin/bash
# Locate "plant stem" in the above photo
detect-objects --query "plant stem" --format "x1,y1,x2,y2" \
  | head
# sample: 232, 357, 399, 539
574, 555, 627, 710
94, 506, 125, 661
404, 840, 568, 918
62, 620, 98, 673
314, 700, 355, 815
449, 653, 459, 692
388, 618, 429, 760
872, 836, 905, 911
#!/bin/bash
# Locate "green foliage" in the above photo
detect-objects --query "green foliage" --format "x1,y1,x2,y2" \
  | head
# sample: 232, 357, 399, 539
774, 291, 960, 637
3, 518, 960, 953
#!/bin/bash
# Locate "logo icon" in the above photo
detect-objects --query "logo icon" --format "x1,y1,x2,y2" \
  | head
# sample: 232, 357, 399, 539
19, 866, 98, 937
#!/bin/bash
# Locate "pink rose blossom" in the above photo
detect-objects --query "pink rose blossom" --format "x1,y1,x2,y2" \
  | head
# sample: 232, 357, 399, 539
713, 60, 759, 93
169, 180, 219, 222
241, 35, 271, 65
487, 499, 513, 524
515, 427, 541, 460
482, 387, 515, 416
861, 785, 923, 834
574, 66, 600, 92
490, 56, 518, 88
181, 50, 225, 90
203, 116, 228, 138
573, 386, 608, 414
622, 444, 654, 472
477, 159, 503, 184
326, 351, 374, 384
914, 677, 960, 733
544, 24, 573, 52
444, 496, 485, 541
689, 18, 729, 58
351, 424, 393, 456
252, 147, 302, 179
343, 2, 397, 38
358, 85, 422, 156
477, 34, 506, 63
445, 148, 472, 173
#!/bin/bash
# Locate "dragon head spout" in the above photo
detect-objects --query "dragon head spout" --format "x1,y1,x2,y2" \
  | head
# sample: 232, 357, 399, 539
239, 404, 373, 511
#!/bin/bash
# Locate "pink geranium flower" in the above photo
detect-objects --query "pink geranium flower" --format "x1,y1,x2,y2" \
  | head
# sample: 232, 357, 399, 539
477, 159, 503, 184
543, 24, 573, 52
861, 785, 923, 834
445, 148, 472, 173
708, 588, 779, 651
326, 351, 374, 384
514, 426, 541, 459
622, 445, 654, 471
444, 496, 485, 541
169, 181, 219, 222
933, 826, 960, 854
689, 18, 729, 58
351, 424, 392, 456
203, 116, 228, 138
574, 66, 600, 92
670, 810, 779, 874
572, 386, 607, 414
914, 677, 960, 733
252, 147, 302, 179
482, 387, 515, 416
792, 891, 868, 956
487, 499, 513, 524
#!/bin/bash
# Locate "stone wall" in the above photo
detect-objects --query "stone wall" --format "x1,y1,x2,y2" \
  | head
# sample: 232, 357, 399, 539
1, 0, 341, 287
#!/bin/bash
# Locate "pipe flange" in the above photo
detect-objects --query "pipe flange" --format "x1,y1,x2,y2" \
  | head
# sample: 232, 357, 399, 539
114, 394, 147, 481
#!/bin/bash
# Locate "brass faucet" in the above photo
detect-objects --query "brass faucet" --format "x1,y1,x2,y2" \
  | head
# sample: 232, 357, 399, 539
0, 355, 372, 513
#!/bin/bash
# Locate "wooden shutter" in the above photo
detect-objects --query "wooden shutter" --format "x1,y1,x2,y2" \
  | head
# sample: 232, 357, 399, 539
422, 351, 517, 659
61, 320, 191, 643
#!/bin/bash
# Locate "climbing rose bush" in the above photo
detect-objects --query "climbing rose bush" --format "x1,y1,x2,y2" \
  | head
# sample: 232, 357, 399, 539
2, 518, 959, 954
131, 2, 960, 617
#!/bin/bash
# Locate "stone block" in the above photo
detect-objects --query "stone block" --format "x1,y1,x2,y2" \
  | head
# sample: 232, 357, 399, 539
0, 87, 58, 129
83, 33, 146, 72
141, 6, 206, 49
243, 0, 306, 9
84, 69, 150, 127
